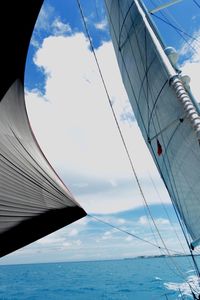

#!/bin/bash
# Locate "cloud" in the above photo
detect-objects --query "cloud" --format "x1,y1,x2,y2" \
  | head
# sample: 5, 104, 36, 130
52, 18, 72, 36
26, 28, 174, 215
26, 33, 166, 213
31, 3, 72, 48
30, 3, 56, 47
179, 29, 200, 63
102, 230, 113, 240
36, 236, 66, 245
0, 212, 187, 264
35, 3, 55, 32
68, 228, 79, 237
72, 182, 89, 188
179, 30, 200, 101
138, 216, 169, 226
94, 18, 108, 31
125, 236, 133, 242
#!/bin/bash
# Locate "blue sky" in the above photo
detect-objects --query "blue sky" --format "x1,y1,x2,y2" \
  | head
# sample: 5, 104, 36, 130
1, 0, 200, 265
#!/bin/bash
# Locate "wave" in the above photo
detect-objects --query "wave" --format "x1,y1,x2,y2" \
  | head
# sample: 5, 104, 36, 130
164, 275, 200, 299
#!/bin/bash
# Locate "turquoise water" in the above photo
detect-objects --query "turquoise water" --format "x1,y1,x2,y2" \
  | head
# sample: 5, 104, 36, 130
0, 256, 199, 299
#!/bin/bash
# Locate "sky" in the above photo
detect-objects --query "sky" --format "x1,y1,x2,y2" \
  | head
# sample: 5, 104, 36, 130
1, 0, 200, 265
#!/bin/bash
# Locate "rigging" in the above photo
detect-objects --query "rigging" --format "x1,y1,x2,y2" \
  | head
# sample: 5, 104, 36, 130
76, 0, 177, 260
193, 0, 200, 10
77, 0, 200, 297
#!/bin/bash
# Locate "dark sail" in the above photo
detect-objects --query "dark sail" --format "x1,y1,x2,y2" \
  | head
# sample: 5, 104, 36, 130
0, 1, 86, 257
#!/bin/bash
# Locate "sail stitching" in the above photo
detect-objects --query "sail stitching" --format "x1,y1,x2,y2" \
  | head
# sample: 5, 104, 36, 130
148, 115, 184, 142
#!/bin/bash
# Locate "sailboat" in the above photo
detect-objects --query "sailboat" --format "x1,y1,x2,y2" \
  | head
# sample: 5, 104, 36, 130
1, 0, 200, 298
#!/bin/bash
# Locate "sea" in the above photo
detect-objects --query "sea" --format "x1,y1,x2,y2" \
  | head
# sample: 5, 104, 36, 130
0, 256, 199, 300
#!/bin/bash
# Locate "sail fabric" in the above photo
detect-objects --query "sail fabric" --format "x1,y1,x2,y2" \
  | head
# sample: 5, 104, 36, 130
0, 1, 86, 257
105, 0, 200, 245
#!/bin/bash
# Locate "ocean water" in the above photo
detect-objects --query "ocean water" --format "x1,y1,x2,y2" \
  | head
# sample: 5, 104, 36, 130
0, 256, 199, 300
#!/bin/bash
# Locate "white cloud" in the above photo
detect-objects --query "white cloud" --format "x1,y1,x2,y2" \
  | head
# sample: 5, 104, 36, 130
31, 4, 72, 48
68, 228, 78, 236
35, 3, 55, 32
138, 216, 149, 225
95, 18, 108, 31
52, 18, 72, 36
138, 216, 169, 226
75, 239, 82, 246
72, 182, 89, 188
109, 179, 117, 187
25, 32, 171, 214
179, 29, 200, 63
36, 236, 65, 245
179, 30, 200, 101
118, 218, 126, 224
125, 236, 133, 242
102, 230, 112, 239
61, 242, 71, 249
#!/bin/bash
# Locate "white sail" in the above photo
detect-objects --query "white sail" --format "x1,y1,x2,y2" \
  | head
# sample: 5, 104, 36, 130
104, 0, 200, 247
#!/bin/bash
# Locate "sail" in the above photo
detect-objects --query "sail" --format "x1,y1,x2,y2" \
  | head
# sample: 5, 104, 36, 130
0, 1, 86, 257
104, 0, 200, 247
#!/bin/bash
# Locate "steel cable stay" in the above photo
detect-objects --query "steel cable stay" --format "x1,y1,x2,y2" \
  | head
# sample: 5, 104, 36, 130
148, 0, 200, 49
193, 0, 200, 10
151, 13, 200, 53
143, 0, 200, 64
88, 214, 184, 255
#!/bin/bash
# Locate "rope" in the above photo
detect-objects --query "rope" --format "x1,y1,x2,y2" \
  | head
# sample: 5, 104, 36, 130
151, 13, 200, 49
88, 214, 184, 255
193, 0, 200, 9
